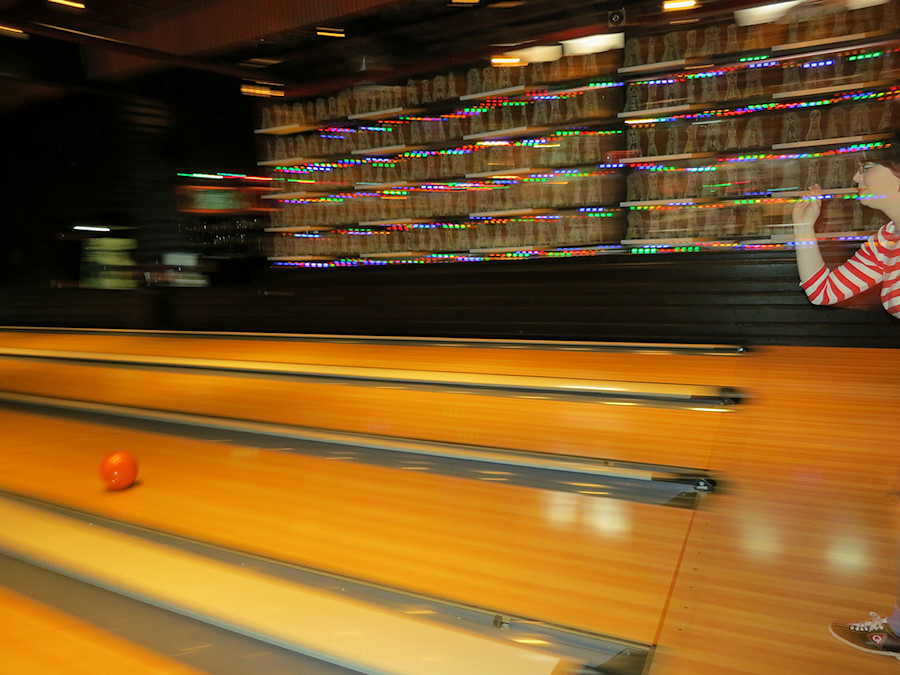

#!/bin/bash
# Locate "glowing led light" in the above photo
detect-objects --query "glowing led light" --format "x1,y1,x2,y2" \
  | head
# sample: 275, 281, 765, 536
74, 225, 110, 232
0, 24, 27, 37
49, 0, 86, 8
316, 26, 345, 37
663, 0, 696, 9
491, 56, 522, 65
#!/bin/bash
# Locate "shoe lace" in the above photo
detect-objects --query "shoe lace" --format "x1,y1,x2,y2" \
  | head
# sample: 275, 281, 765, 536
850, 612, 888, 632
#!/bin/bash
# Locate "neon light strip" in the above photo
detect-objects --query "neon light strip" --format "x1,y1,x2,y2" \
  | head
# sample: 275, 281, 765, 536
270, 233, 871, 268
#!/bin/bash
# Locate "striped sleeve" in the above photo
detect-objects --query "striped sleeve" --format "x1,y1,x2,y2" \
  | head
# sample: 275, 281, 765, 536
799, 230, 887, 306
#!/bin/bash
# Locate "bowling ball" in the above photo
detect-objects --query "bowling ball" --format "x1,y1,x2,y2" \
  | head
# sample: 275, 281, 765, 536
99, 451, 139, 491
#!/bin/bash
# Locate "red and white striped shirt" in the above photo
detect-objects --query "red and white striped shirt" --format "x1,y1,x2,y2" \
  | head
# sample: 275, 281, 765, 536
800, 221, 900, 318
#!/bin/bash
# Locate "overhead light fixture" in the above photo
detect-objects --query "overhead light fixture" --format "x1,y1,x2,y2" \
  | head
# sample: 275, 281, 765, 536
663, 0, 697, 10
316, 26, 345, 37
73, 225, 111, 232
241, 82, 285, 97
734, 0, 801, 25
49, 0, 86, 8
450, 0, 480, 4
491, 56, 522, 65
504, 44, 563, 64
561, 32, 624, 55
0, 24, 28, 38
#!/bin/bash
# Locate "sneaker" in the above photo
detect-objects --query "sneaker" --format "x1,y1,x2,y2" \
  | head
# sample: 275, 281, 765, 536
830, 612, 900, 657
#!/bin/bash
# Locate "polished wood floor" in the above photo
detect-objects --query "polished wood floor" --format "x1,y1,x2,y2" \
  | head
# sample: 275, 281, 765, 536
0, 585, 207, 675
0, 331, 898, 674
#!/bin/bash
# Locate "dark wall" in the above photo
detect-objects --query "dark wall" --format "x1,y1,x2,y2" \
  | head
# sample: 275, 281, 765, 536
2, 249, 898, 347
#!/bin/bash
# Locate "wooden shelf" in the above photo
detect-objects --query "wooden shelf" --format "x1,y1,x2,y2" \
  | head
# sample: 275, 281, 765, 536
464, 126, 551, 141
258, 156, 331, 167
351, 144, 417, 156
255, 123, 319, 136
459, 85, 526, 101
621, 153, 714, 164
348, 106, 423, 120
468, 207, 550, 218
771, 31, 873, 53
618, 59, 686, 76
772, 78, 896, 100
772, 133, 891, 150
618, 104, 691, 120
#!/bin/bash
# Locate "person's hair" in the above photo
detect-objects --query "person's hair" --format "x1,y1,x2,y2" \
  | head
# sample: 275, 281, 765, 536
869, 131, 900, 172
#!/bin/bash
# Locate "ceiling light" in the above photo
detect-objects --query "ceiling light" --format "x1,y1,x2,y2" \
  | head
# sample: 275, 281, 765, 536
0, 24, 28, 38
504, 44, 562, 64
663, 0, 696, 10
241, 83, 285, 97
316, 26, 345, 37
491, 56, 522, 65
561, 33, 624, 55
734, 0, 801, 25
48, 0, 86, 8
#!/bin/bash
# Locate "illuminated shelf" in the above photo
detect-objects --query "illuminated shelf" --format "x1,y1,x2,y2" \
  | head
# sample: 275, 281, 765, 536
622, 153, 714, 163
360, 251, 426, 259
771, 31, 874, 53
772, 77, 895, 100
463, 126, 548, 141
263, 188, 358, 200
618, 59, 686, 75
772, 132, 891, 150
617, 104, 691, 119
465, 167, 549, 178
773, 187, 857, 198
268, 255, 336, 262
348, 106, 423, 120
351, 144, 418, 156
354, 181, 411, 190
620, 199, 708, 207
358, 218, 429, 226
468, 246, 532, 253
622, 236, 706, 245
258, 156, 329, 167
469, 207, 549, 218
459, 85, 526, 101
255, 123, 319, 136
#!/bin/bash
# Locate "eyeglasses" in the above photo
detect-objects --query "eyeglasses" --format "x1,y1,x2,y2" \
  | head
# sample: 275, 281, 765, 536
856, 161, 880, 174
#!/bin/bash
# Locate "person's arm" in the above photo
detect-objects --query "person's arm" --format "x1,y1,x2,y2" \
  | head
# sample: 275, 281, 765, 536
791, 186, 887, 306
791, 185, 826, 283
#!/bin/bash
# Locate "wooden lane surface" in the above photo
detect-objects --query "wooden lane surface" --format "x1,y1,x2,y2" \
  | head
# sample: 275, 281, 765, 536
651, 345, 900, 674
0, 585, 207, 675
0, 358, 730, 469
0, 346, 739, 470
0, 408, 692, 647
0, 331, 744, 383
4, 332, 898, 672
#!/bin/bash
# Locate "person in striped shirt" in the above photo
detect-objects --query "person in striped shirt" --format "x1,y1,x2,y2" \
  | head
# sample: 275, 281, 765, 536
791, 138, 900, 319
792, 137, 900, 657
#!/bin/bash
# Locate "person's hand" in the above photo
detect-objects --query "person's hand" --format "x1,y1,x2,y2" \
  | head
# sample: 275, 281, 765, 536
792, 184, 823, 231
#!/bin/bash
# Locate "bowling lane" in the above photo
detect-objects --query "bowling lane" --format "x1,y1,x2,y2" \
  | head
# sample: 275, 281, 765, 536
0, 583, 209, 675
0, 406, 693, 647
0, 357, 732, 469
0, 328, 745, 385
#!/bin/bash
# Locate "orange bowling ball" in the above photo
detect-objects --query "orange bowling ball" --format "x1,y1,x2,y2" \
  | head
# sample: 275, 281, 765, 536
99, 451, 139, 491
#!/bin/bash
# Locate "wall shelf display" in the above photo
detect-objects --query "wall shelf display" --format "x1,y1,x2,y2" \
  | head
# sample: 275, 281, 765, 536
256, 0, 899, 264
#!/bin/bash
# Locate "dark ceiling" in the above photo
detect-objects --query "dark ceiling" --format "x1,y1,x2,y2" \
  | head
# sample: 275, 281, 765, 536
0, 0, 648, 114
